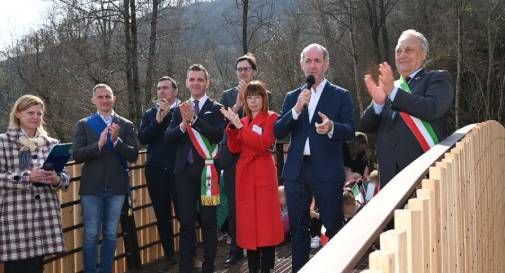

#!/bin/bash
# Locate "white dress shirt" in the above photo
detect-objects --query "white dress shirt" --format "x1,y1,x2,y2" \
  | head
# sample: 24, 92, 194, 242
291, 79, 333, 155
97, 110, 119, 147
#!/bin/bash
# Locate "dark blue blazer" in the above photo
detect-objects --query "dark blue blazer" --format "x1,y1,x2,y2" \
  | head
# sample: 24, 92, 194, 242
274, 81, 354, 182
360, 69, 453, 186
138, 105, 177, 170
164, 98, 226, 174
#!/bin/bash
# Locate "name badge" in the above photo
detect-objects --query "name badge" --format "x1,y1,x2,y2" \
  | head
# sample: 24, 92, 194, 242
252, 124, 263, 135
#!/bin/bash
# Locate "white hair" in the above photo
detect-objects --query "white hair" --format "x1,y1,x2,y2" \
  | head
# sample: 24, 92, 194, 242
398, 29, 429, 54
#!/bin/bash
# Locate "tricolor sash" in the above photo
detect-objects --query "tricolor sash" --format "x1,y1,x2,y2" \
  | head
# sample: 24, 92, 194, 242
396, 76, 440, 151
186, 126, 220, 206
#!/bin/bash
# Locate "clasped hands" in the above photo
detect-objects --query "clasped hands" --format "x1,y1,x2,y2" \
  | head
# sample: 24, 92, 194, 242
156, 98, 170, 123
364, 62, 395, 105
29, 167, 60, 185
220, 107, 242, 129
178, 100, 197, 130
98, 123, 120, 150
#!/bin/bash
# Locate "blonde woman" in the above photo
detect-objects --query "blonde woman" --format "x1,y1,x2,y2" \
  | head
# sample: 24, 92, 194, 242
0, 95, 69, 273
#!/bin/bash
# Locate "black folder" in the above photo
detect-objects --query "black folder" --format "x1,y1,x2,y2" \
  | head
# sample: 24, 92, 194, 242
43, 143, 72, 173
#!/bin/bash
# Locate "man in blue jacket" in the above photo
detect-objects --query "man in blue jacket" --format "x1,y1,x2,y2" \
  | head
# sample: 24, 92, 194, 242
275, 43, 354, 272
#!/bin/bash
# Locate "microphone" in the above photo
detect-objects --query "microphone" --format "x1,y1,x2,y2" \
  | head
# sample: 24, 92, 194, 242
305, 75, 316, 90
303, 75, 316, 109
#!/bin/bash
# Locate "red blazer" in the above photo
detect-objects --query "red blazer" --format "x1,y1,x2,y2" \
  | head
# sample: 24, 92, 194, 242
226, 111, 284, 250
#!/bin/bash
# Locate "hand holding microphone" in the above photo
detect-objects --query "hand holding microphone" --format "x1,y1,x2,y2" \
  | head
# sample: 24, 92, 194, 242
294, 75, 315, 114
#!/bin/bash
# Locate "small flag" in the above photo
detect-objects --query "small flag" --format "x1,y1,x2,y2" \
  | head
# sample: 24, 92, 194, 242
352, 183, 365, 205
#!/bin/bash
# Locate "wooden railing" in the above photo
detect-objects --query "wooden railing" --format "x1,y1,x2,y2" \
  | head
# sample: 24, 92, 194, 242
300, 121, 505, 273
0, 142, 289, 273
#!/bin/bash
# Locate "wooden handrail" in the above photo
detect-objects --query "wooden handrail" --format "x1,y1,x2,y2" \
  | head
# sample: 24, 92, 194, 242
299, 124, 477, 273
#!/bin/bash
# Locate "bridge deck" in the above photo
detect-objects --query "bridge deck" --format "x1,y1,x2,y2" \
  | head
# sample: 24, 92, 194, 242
127, 240, 369, 273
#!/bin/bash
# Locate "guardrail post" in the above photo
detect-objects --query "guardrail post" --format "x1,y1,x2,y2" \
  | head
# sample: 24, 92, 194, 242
120, 201, 141, 269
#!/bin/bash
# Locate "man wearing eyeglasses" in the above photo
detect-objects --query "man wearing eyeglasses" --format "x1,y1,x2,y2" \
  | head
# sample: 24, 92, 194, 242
218, 53, 257, 266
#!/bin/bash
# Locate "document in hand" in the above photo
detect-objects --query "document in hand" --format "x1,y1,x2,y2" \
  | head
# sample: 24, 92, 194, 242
43, 143, 72, 173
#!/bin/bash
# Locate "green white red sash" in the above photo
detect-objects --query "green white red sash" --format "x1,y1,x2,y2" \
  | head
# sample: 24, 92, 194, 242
396, 76, 440, 152
187, 126, 220, 206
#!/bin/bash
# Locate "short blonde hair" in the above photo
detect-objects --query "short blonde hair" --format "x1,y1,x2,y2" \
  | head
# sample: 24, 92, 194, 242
9, 94, 48, 136
93, 83, 113, 96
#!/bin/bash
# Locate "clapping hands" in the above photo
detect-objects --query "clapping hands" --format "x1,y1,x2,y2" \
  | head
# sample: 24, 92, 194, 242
220, 107, 242, 129
364, 62, 395, 105
178, 100, 196, 130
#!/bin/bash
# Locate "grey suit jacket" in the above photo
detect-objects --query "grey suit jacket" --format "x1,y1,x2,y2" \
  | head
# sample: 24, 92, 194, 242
72, 113, 139, 195
360, 69, 454, 186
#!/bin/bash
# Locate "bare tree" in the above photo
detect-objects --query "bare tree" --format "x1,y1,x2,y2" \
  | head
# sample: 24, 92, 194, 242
454, 0, 465, 128
362, 0, 399, 64
314, 0, 365, 113
238, 0, 249, 53
143, 0, 159, 107
224, 0, 277, 54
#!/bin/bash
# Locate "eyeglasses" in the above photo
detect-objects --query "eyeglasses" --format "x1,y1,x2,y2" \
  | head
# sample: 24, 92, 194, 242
236, 67, 253, 73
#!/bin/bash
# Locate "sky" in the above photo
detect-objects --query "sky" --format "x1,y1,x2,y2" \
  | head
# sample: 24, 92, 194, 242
0, 0, 53, 51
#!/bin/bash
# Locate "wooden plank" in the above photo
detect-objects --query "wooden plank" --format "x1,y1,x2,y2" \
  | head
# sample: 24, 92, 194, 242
447, 148, 465, 273
408, 198, 430, 273
380, 229, 407, 273
441, 158, 456, 273
416, 188, 436, 273
394, 209, 422, 273
421, 179, 441, 273
369, 250, 395, 273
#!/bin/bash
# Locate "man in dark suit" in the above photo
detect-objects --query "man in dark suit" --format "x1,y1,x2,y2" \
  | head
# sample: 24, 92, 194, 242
165, 64, 226, 273
138, 76, 180, 268
219, 53, 257, 266
73, 84, 139, 273
360, 29, 454, 186
274, 43, 355, 272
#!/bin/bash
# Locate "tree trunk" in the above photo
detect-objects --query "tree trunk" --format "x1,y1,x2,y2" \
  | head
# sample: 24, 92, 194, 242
349, 0, 364, 113
242, 0, 249, 54
485, 1, 495, 120
123, 0, 136, 123
144, 0, 159, 109
455, 0, 463, 128
378, 0, 390, 64
364, 0, 382, 63
130, 0, 142, 123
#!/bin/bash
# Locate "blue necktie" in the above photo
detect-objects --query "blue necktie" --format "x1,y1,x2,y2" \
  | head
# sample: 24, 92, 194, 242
187, 100, 200, 163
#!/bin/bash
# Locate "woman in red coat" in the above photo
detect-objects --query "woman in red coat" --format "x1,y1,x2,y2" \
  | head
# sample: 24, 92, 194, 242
221, 80, 283, 273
